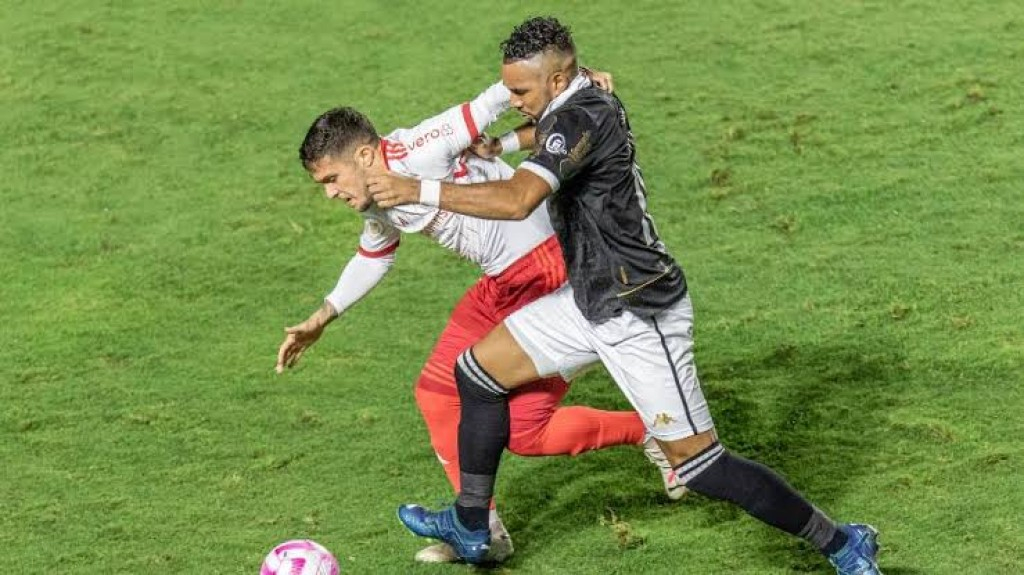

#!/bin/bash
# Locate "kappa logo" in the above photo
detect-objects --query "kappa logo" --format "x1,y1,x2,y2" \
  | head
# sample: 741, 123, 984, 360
545, 132, 568, 155
653, 413, 677, 428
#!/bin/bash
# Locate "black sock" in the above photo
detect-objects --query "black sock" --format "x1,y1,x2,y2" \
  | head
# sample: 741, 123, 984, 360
453, 349, 509, 531
454, 503, 490, 533
680, 443, 846, 554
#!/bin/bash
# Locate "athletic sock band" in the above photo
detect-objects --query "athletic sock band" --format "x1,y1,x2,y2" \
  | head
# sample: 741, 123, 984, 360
672, 441, 725, 484
457, 349, 509, 397
799, 507, 846, 554
498, 131, 520, 154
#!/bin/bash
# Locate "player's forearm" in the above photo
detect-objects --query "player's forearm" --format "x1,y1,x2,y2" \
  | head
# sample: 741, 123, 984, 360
312, 301, 339, 326
324, 252, 395, 315
438, 180, 535, 220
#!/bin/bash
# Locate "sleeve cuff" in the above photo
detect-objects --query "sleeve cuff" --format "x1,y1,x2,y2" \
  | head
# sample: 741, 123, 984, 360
520, 161, 561, 193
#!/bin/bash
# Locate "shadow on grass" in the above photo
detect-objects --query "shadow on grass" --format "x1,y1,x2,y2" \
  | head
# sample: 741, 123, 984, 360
497, 337, 909, 572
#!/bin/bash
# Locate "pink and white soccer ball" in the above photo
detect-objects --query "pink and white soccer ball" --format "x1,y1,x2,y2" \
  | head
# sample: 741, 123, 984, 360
261, 540, 339, 575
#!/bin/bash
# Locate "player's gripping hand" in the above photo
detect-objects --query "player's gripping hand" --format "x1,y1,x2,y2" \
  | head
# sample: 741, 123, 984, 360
275, 303, 335, 373
467, 134, 502, 159
582, 67, 614, 93
368, 172, 420, 208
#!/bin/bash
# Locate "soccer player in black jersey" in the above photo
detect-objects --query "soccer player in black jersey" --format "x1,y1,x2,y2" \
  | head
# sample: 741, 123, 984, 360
369, 17, 882, 574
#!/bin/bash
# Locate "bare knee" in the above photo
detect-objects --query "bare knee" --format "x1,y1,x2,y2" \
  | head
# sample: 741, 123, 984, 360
471, 324, 541, 389
657, 429, 718, 467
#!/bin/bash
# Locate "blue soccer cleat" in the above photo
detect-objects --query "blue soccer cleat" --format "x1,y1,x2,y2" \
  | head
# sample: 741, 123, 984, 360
397, 504, 491, 564
828, 523, 882, 575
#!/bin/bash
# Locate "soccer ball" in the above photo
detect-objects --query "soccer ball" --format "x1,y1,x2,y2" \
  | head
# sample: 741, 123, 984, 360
260, 540, 339, 575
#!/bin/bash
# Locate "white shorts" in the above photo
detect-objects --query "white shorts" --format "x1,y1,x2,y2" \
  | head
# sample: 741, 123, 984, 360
505, 283, 714, 441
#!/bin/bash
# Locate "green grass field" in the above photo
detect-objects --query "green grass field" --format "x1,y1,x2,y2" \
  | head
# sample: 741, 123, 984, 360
3, 1, 1023, 573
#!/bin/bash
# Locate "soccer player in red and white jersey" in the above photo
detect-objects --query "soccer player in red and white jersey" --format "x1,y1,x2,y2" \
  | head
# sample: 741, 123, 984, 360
276, 75, 681, 563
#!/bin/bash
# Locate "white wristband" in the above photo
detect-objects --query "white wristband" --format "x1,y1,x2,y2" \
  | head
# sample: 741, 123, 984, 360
419, 179, 441, 207
499, 131, 521, 154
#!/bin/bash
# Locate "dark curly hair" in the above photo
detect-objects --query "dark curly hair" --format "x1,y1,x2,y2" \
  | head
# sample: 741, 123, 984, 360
299, 107, 379, 169
501, 16, 575, 62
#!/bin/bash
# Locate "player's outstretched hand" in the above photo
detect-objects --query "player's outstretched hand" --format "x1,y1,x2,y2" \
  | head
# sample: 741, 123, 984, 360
368, 172, 420, 208
275, 318, 326, 373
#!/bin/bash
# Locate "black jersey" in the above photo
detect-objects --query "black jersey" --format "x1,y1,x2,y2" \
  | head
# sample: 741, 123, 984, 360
521, 85, 687, 322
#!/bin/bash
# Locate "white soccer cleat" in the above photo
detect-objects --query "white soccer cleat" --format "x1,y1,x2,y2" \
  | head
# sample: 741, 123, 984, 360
412, 513, 515, 563
487, 516, 514, 562
643, 436, 688, 500
414, 542, 459, 563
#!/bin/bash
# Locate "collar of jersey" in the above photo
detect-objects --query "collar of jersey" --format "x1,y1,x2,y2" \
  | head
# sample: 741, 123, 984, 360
539, 73, 592, 122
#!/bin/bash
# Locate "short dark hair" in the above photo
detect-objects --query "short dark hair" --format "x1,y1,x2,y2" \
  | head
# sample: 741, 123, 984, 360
500, 16, 575, 62
299, 107, 379, 169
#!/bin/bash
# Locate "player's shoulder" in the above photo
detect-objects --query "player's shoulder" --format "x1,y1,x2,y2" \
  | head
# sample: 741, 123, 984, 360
365, 202, 439, 234
381, 127, 452, 180
546, 88, 620, 131
569, 86, 621, 118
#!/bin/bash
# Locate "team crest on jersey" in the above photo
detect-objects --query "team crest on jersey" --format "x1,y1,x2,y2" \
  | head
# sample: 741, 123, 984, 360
365, 219, 385, 238
545, 133, 568, 155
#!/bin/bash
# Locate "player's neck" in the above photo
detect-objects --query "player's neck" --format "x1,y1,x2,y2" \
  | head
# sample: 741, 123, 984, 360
371, 145, 391, 173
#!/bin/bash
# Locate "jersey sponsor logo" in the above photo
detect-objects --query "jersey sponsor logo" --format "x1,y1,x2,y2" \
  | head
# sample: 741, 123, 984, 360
407, 123, 456, 151
544, 132, 568, 155
421, 210, 452, 236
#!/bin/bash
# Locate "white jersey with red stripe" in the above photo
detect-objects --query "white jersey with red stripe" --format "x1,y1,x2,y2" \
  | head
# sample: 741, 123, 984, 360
325, 82, 556, 315
356, 83, 554, 277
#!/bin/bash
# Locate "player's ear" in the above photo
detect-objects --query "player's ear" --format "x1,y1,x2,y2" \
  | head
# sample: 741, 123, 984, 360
353, 144, 375, 169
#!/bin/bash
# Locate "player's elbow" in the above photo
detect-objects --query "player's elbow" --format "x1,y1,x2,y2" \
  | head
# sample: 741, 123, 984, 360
505, 190, 543, 220
506, 204, 532, 221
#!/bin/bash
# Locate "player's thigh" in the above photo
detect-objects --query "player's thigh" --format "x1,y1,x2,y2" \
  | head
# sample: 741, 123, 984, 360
482, 284, 600, 389
470, 322, 543, 389
420, 281, 498, 391
591, 295, 715, 444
